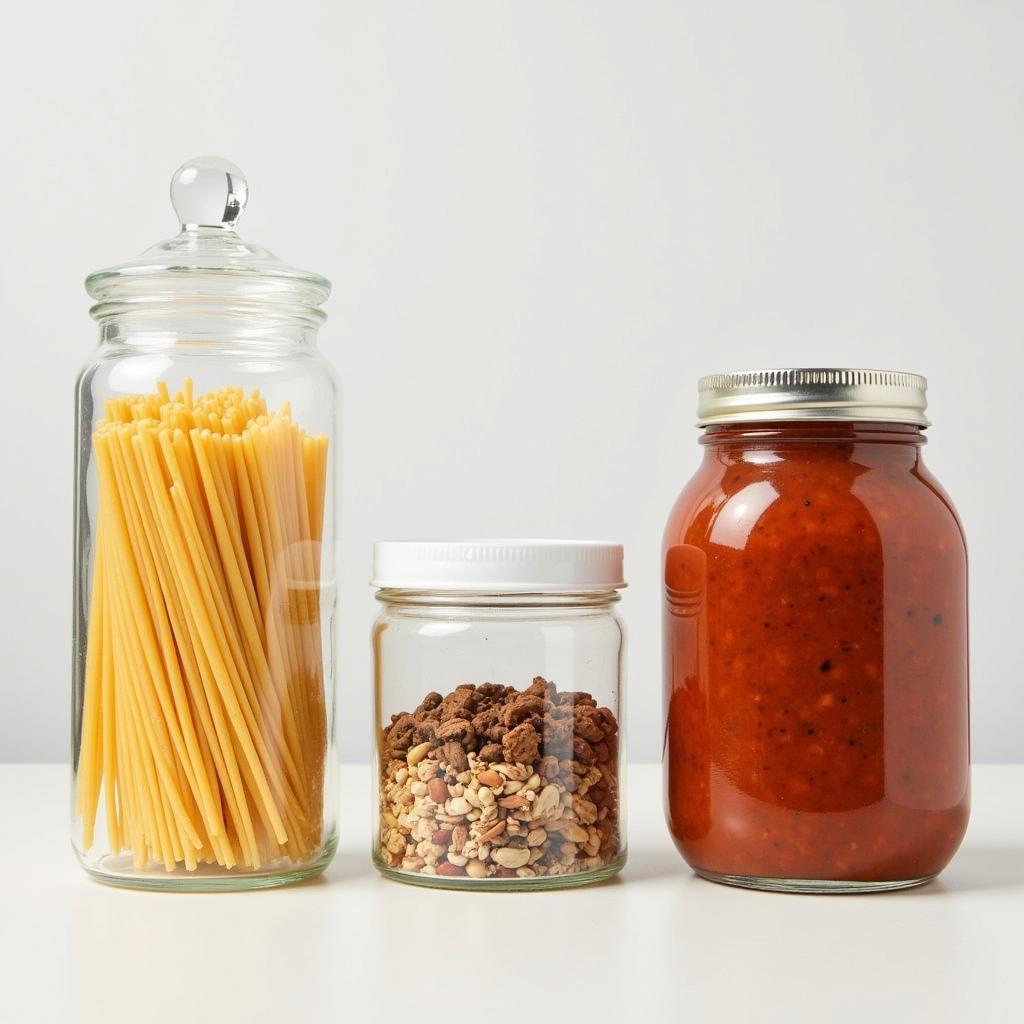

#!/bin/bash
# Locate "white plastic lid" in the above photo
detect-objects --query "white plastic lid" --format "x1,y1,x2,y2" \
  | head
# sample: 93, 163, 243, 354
372, 540, 626, 593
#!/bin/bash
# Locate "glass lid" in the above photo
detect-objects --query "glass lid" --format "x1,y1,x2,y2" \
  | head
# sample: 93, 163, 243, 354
85, 156, 331, 321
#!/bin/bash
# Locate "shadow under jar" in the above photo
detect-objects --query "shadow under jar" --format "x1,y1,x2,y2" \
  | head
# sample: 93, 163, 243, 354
372, 540, 627, 890
663, 370, 969, 893
71, 158, 339, 890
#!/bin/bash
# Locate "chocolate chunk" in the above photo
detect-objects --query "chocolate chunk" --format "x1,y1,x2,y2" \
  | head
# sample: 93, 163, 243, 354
502, 694, 546, 729
439, 687, 478, 722
477, 683, 512, 701
443, 740, 468, 772
573, 708, 605, 744
436, 717, 476, 747
503, 722, 541, 764
596, 707, 618, 737
542, 714, 574, 747
414, 692, 443, 716
385, 713, 417, 751
603, 734, 618, 761
525, 676, 555, 699
472, 705, 503, 736
413, 720, 438, 745
573, 737, 597, 765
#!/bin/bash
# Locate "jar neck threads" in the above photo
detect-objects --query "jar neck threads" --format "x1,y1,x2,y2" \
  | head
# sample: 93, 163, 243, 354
375, 590, 620, 610
700, 421, 926, 472
97, 313, 321, 350
701, 421, 926, 447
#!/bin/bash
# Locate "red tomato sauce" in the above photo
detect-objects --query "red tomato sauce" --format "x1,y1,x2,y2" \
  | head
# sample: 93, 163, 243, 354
663, 422, 969, 884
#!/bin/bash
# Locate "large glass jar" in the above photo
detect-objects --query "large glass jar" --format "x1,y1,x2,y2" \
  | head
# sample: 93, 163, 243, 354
72, 158, 339, 890
372, 541, 627, 890
663, 370, 969, 893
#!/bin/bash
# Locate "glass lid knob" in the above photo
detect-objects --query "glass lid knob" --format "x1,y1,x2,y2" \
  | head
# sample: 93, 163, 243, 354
170, 156, 249, 231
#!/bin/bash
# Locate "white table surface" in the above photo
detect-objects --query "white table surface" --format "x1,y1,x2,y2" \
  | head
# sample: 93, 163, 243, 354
2, 764, 1020, 1024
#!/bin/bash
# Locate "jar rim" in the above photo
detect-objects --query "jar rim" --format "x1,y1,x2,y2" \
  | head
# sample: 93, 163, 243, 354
88, 294, 327, 330
374, 588, 621, 608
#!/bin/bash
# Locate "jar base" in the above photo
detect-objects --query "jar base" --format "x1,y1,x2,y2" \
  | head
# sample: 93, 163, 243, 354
80, 834, 337, 892
373, 849, 627, 892
694, 867, 935, 895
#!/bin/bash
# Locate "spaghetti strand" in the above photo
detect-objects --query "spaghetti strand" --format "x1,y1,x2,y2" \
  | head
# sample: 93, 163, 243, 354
74, 381, 328, 872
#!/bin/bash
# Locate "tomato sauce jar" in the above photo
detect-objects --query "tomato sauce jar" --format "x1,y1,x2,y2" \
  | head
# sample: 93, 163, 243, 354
663, 369, 969, 893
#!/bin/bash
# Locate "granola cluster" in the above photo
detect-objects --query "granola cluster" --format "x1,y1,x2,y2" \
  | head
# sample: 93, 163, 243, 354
378, 677, 620, 880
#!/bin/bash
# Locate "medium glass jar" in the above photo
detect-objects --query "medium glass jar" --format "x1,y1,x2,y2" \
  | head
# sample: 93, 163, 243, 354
372, 540, 627, 890
72, 158, 339, 889
663, 369, 969, 893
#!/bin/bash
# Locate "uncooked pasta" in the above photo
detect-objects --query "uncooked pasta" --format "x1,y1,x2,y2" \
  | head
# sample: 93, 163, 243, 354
74, 380, 329, 872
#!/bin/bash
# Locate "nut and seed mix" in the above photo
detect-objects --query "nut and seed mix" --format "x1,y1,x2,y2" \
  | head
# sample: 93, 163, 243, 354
378, 677, 620, 880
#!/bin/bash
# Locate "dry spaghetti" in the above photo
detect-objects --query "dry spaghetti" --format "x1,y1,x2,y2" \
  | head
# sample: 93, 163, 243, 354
75, 380, 329, 872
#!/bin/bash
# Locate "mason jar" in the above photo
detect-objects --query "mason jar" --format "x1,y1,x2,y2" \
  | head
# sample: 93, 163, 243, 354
663, 369, 969, 893
72, 157, 339, 889
372, 540, 627, 890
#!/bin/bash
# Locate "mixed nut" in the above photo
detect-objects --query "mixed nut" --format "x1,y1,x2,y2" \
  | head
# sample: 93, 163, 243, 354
378, 677, 620, 881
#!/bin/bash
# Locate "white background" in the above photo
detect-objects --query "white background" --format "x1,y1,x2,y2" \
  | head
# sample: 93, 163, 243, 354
0, 1, 1020, 764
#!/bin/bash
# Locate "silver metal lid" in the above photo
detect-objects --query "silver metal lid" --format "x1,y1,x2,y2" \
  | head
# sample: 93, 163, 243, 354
697, 368, 930, 427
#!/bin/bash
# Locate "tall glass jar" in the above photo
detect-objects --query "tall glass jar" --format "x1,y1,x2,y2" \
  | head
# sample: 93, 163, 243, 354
372, 541, 627, 890
663, 370, 969, 893
72, 158, 339, 890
